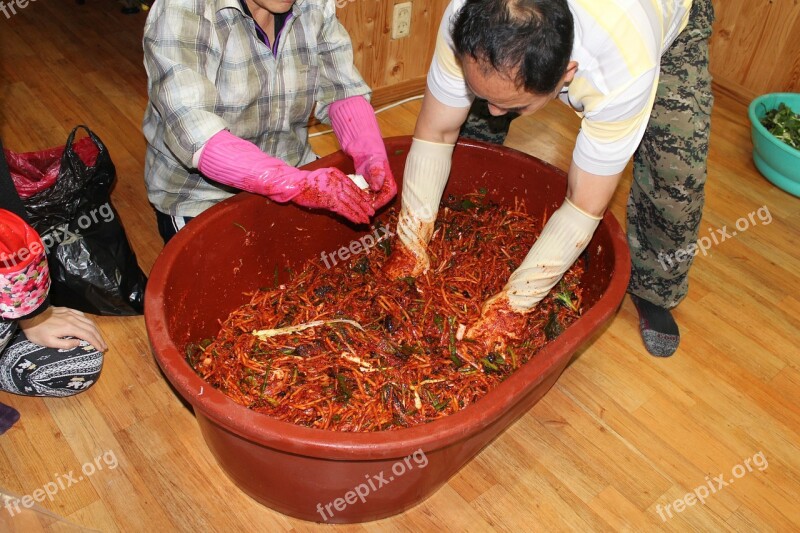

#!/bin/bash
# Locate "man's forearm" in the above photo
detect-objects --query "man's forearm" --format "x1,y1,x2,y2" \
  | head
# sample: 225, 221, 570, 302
499, 161, 619, 311
412, 87, 471, 144
386, 87, 470, 277
566, 161, 622, 217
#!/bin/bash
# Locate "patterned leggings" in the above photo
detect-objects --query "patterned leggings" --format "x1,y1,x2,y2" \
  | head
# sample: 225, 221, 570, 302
0, 321, 103, 397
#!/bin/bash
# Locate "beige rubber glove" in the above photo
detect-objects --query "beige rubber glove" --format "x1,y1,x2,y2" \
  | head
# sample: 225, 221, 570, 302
466, 198, 602, 346
504, 198, 602, 310
385, 138, 455, 277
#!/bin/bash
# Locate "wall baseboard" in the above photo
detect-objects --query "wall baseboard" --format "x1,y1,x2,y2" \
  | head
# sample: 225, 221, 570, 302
308, 78, 427, 128
370, 78, 427, 109
327, 76, 760, 126
712, 77, 758, 106
372, 77, 762, 111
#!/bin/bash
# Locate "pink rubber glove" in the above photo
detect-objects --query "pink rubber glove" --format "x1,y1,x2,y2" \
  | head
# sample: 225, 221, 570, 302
329, 96, 397, 210
197, 130, 374, 224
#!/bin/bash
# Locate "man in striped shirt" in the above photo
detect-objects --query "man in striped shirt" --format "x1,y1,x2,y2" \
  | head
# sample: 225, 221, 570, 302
387, 0, 714, 357
143, 0, 396, 243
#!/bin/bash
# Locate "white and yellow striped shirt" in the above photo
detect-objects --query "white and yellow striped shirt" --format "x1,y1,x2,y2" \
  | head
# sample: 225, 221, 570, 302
429, 0, 692, 176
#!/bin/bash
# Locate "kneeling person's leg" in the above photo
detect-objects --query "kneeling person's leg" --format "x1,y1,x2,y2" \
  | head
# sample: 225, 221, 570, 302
155, 209, 194, 245
0, 328, 104, 397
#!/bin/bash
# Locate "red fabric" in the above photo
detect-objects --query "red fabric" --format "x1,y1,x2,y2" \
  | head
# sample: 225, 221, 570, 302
0, 209, 50, 319
4, 136, 99, 198
0, 209, 43, 273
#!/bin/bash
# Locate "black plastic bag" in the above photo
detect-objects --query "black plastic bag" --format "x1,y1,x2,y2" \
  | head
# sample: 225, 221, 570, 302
19, 126, 146, 316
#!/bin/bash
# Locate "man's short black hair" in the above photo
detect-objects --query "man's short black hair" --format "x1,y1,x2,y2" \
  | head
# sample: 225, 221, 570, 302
452, 0, 574, 95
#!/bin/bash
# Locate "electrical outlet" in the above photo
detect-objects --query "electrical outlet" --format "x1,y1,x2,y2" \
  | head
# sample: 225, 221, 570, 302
392, 2, 412, 39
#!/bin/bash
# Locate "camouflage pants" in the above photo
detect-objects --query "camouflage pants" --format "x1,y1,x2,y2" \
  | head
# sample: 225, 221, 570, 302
628, 0, 714, 308
459, 99, 519, 144
460, 0, 715, 309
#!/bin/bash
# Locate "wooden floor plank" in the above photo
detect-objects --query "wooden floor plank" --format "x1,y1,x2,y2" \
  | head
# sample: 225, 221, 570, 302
0, 2, 797, 531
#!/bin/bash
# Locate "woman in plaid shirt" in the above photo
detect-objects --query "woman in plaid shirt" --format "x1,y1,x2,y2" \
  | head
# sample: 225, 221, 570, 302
143, 0, 396, 242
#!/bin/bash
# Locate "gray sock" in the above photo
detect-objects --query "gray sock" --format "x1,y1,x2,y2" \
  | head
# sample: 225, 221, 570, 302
630, 294, 680, 357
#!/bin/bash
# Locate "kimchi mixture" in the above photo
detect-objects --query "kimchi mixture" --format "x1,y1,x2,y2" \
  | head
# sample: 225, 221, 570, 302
187, 191, 585, 431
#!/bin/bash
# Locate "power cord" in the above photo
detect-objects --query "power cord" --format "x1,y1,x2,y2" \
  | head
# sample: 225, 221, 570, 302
308, 94, 425, 138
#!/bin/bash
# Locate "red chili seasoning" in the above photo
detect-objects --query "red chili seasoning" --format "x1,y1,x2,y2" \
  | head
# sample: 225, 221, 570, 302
188, 192, 585, 431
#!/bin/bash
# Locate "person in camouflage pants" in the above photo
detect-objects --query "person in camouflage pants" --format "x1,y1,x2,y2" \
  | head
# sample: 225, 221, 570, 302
628, 0, 714, 310
460, 98, 520, 145
458, 0, 715, 356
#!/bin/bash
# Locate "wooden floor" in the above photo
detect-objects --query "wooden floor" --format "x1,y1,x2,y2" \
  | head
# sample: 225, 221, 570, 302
1, 2, 798, 532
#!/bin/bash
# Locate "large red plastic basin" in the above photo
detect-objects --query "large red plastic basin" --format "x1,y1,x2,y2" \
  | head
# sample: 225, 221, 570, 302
144, 137, 630, 523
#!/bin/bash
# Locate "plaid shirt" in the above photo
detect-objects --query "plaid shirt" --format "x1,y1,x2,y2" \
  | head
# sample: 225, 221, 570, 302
142, 0, 370, 217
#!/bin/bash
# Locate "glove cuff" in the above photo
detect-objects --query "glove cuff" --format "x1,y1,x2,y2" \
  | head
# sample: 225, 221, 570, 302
329, 96, 385, 154
504, 198, 601, 311
401, 137, 455, 221
395, 138, 455, 260
198, 130, 304, 201
197, 130, 266, 192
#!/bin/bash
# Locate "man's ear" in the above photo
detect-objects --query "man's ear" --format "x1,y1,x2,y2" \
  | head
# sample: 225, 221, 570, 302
563, 61, 579, 84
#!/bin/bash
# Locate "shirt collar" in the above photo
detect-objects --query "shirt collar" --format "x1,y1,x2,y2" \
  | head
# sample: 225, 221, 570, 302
218, 0, 304, 16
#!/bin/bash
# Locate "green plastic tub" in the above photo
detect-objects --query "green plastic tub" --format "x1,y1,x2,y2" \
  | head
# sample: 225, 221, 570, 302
748, 92, 800, 197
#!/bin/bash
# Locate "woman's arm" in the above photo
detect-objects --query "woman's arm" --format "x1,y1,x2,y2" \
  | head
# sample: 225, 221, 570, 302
19, 307, 107, 352
312, 0, 372, 124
